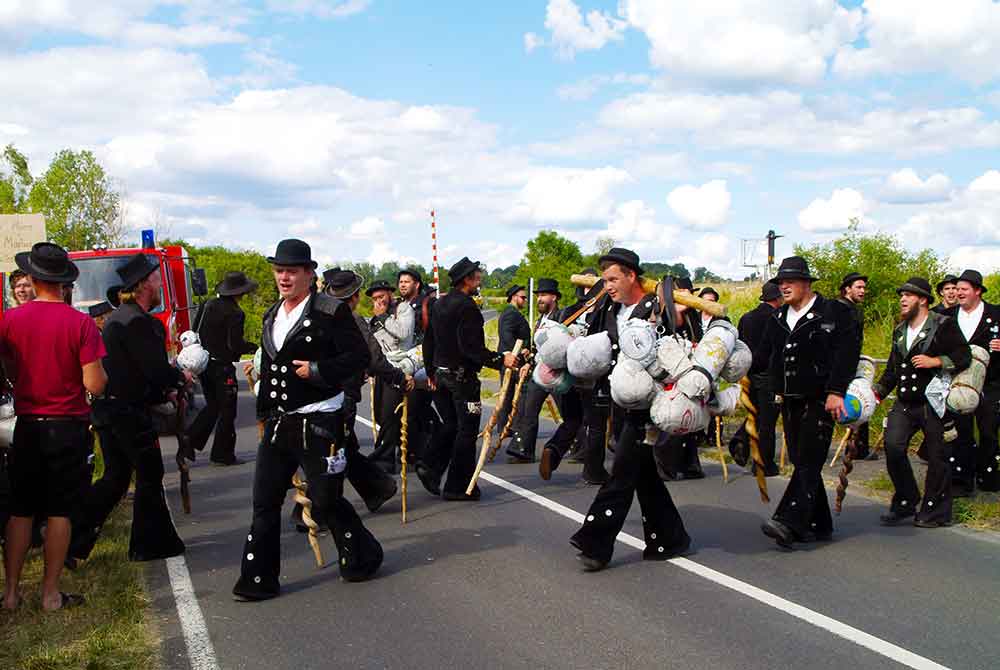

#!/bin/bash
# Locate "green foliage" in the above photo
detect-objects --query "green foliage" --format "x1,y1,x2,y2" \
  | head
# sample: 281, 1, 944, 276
0, 144, 33, 213
641, 261, 690, 279
28, 149, 123, 250
513, 230, 584, 298
985, 272, 1000, 296
484, 264, 519, 289
693, 266, 723, 283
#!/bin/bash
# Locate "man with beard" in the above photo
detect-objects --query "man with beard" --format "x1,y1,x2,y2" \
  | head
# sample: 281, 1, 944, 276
874, 278, 970, 528
570, 248, 690, 571
932, 275, 960, 315
395, 267, 438, 464
495, 284, 530, 440
752, 256, 862, 550
946, 270, 1000, 495
837, 272, 873, 459
233, 240, 380, 602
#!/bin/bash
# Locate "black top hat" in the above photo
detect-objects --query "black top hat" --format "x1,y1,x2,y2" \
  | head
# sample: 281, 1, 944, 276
956, 269, 988, 293
769, 256, 817, 283
116, 253, 159, 291
535, 278, 561, 298
106, 285, 122, 307
576, 267, 597, 300
598, 247, 642, 275
698, 286, 720, 301
760, 282, 782, 302
266, 238, 317, 269
14, 242, 79, 284
365, 279, 394, 297
448, 257, 482, 285
215, 271, 258, 297
505, 284, 525, 301
324, 269, 364, 299
88, 301, 114, 318
896, 277, 934, 304
674, 276, 694, 291
935, 274, 959, 294
840, 272, 868, 290
397, 267, 423, 285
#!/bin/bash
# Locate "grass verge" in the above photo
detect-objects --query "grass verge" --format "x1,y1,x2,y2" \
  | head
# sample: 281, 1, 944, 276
0, 504, 157, 670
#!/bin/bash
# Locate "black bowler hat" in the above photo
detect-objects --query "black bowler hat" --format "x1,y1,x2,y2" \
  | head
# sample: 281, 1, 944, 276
760, 282, 781, 302
956, 269, 988, 294
576, 267, 597, 300
505, 284, 525, 301
448, 256, 482, 284
397, 267, 423, 285
674, 276, 694, 291
769, 256, 817, 283
88, 301, 114, 318
699, 286, 720, 301
324, 268, 363, 299
14, 242, 79, 284
365, 279, 394, 297
535, 278, 561, 298
598, 247, 642, 275
106, 285, 122, 307
896, 277, 935, 304
936, 274, 959, 295
116, 253, 160, 291
840, 272, 868, 290
267, 238, 317, 269
215, 271, 258, 297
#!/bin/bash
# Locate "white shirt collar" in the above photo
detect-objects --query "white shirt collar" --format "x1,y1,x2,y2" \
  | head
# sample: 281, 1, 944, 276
786, 294, 817, 330
906, 315, 928, 351
957, 301, 984, 341
273, 295, 310, 351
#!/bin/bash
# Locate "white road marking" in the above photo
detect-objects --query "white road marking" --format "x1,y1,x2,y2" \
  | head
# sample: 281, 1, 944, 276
355, 412, 950, 670
166, 555, 220, 670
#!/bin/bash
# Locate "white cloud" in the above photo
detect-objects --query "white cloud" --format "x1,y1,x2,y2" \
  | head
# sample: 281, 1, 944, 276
556, 72, 651, 101
349, 216, 386, 238
367, 240, 412, 266
288, 220, 320, 235
622, 152, 689, 180
880, 168, 952, 204
666, 180, 731, 229
798, 188, 868, 232
509, 166, 631, 224
898, 170, 1000, 249
523, 32, 545, 53
948, 246, 1000, 274
621, 0, 862, 85
266, 0, 372, 19
834, 0, 1000, 84
543, 0, 627, 60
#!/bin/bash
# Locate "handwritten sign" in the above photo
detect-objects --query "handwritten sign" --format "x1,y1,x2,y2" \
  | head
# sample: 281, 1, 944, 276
0, 214, 46, 272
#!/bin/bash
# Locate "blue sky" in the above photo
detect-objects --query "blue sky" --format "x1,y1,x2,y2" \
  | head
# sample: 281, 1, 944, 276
2, 0, 999, 277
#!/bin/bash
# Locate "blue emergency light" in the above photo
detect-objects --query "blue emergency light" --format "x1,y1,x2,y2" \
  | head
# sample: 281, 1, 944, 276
141, 229, 155, 249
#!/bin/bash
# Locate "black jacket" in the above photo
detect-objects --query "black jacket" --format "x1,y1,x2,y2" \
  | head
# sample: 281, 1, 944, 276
943, 302, 1000, 391
874, 311, 971, 404
498, 304, 530, 353
197, 296, 257, 362
738, 302, 776, 354
423, 290, 503, 376
103, 303, 185, 405
836, 296, 865, 348
407, 289, 436, 346
751, 292, 862, 400
256, 292, 370, 418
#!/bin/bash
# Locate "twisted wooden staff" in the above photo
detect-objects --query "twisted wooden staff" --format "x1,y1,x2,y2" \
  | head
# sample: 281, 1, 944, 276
398, 396, 409, 524
467, 340, 523, 495
492, 365, 528, 460
545, 396, 561, 423
715, 415, 728, 483
738, 377, 769, 503
291, 471, 323, 567
829, 427, 853, 467
174, 391, 192, 514
779, 431, 787, 470
834, 430, 858, 515
369, 377, 379, 444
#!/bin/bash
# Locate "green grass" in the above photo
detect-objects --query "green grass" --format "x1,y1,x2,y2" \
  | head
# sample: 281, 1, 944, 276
954, 495, 1000, 530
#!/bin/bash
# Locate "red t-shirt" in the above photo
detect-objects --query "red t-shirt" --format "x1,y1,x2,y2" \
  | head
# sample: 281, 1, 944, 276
0, 300, 106, 417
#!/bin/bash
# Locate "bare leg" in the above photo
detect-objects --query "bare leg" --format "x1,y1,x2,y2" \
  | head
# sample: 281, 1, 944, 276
41, 517, 71, 610
3, 516, 32, 609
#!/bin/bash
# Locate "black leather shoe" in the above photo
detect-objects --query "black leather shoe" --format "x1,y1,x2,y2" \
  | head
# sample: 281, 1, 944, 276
505, 449, 533, 464
879, 510, 915, 526
682, 466, 705, 480
581, 470, 609, 486
914, 517, 950, 528
539, 446, 562, 481
577, 554, 608, 572
365, 481, 398, 513
415, 462, 441, 496
761, 519, 796, 549
796, 529, 832, 543
211, 457, 245, 466
863, 451, 881, 461
442, 485, 481, 502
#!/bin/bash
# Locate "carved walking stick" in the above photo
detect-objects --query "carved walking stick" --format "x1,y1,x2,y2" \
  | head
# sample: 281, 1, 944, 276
495, 365, 529, 448
830, 427, 853, 467
739, 377, 770, 503
715, 415, 728, 483
467, 340, 523, 495
174, 391, 192, 514
291, 471, 323, 567
545, 396, 561, 423
835, 430, 858, 514
779, 431, 787, 470
399, 397, 409, 524
369, 377, 380, 444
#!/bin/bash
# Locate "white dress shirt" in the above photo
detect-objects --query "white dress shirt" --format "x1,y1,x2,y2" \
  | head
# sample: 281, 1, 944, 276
957, 301, 984, 342
616, 302, 638, 337
906, 316, 928, 352
786, 295, 818, 330
272, 295, 343, 414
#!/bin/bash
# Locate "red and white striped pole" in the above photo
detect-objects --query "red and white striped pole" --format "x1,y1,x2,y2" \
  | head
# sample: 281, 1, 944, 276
430, 209, 440, 298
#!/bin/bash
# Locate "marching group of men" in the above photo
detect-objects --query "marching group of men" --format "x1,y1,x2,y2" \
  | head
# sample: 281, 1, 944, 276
2, 237, 999, 608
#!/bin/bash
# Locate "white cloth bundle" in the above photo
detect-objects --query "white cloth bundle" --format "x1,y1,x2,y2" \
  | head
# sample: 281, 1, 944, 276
609, 356, 658, 410
566, 331, 613, 380
534, 320, 568, 349
655, 336, 694, 383
532, 361, 576, 395
176, 330, 210, 375
844, 377, 879, 425
676, 321, 738, 399
386, 346, 424, 376
650, 386, 710, 436
720, 339, 752, 383
707, 385, 741, 417
947, 344, 989, 414
0, 398, 15, 448
618, 320, 658, 367
537, 327, 575, 370
855, 356, 877, 383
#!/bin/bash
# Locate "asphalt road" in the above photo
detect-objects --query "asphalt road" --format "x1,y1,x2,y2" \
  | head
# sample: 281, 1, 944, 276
149, 385, 1000, 670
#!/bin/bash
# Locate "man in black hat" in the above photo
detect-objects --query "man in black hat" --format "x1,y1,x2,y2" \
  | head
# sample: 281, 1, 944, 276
69, 252, 189, 565
395, 267, 439, 467
729, 282, 784, 476
932, 275, 960, 315
88, 301, 114, 331
751, 256, 862, 549
570, 248, 690, 571
416, 257, 519, 500
233, 239, 380, 601
187, 271, 259, 465
946, 269, 1000, 494
874, 278, 971, 528
837, 272, 872, 459
494, 284, 530, 440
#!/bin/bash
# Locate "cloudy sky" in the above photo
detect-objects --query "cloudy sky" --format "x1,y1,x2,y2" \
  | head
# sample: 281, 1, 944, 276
2, 0, 999, 276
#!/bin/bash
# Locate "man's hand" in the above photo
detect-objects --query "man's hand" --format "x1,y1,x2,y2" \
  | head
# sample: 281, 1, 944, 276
291, 360, 311, 379
825, 393, 846, 422
912, 355, 942, 369
427, 376, 437, 391
404, 374, 415, 392
502, 352, 518, 369
372, 295, 390, 316
242, 360, 254, 378
518, 363, 531, 380
990, 338, 1000, 353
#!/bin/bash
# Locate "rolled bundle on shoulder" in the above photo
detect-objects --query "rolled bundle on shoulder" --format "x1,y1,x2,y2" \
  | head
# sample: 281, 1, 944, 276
841, 377, 878, 425
707, 385, 741, 417
655, 336, 693, 383
177, 331, 210, 375
534, 320, 568, 349
537, 327, 574, 369
720, 339, 752, 382
855, 355, 877, 383
650, 386, 710, 436
947, 344, 989, 415
692, 320, 738, 379
567, 331, 613, 380
532, 360, 576, 395
567, 322, 588, 338
610, 356, 658, 410
675, 368, 712, 399
618, 320, 658, 367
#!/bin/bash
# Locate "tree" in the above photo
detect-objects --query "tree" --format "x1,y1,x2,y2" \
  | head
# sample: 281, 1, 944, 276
28, 149, 124, 250
594, 236, 616, 256
693, 266, 723, 283
0, 144, 33, 214
641, 261, 690, 279
513, 231, 584, 298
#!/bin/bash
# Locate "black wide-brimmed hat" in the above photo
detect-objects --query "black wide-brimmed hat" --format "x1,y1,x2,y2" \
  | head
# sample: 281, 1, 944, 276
267, 238, 317, 269
598, 247, 642, 275
760, 282, 782, 302
448, 256, 482, 284
14, 242, 79, 284
215, 271, 258, 297
365, 279, 394, 297
896, 277, 934, 304
674, 276, 694, 291
505, 284, 525, 301
699, 286, 719, 301
769, 256, 817, 283
536, 278, 561, 298
397, 267, 423, 285
840, 272, 868, 290
324, 268, 364, 299
88, 301, 114, 318
936, 274, 959, 294
956, 269, 988, 293
575, 267, 597, 300
106, 285, 122, 307
116, 253, 160, 291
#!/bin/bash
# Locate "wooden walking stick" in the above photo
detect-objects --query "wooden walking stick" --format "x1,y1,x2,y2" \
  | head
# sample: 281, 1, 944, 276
834, 430, 857, 515
495, 365, 529, 447
369, 377, 379, 444
545, 396, 561, 423
830, 427, 853, 467
715, 415, 728, 483
174, 391, 192, 514
399, 396, 409, 524
779, 431, 787, 470
467, 340, 523, 495
738, 377, 769, 503
291, 471, 323, 567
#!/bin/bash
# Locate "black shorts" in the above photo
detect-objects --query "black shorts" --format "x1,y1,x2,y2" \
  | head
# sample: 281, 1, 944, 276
8, 418, 91, 518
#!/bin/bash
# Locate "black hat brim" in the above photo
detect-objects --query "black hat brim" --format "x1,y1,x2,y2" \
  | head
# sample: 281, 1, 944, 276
896, 284, 935, 304
365, 284, 394, 297
328, 277, 364, 300
936, 277, 959, 294
14, 251, 79, 284
217, 278, 259, 297
266, 256, 318, 269
597, 253, 642, 275
840, 274, 868, 290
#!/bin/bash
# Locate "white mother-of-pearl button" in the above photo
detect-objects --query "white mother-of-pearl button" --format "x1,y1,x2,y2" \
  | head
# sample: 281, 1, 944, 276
247, 553, 254, 560
303, 319, 311, 327
305, 336, 312, 342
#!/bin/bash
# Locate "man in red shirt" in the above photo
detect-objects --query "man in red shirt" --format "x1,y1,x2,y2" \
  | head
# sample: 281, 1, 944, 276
1, 242, 107, 611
